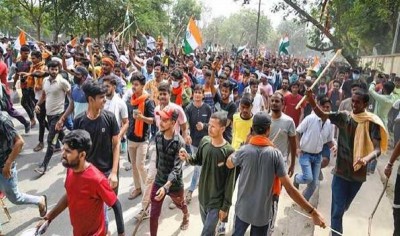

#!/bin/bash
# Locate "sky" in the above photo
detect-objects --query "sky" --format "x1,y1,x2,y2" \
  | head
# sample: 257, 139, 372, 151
200, 0, 283, 28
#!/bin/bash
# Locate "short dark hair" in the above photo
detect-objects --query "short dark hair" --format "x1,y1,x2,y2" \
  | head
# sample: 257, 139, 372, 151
383, 81, 395, 94
47, 60, 60, 68
193, 84, 204, 93
82, 80, 106, 101
251, 72, 259, 79
63, 129, 92, 154
290, 81, 300, 88
332, 79, 341, 86
319, 96, 332, 106
249, 78, 259, 86
146, 59, 155, 67
158, 82, 171, 94
31, 50, 42, 59
20, 45, 30, 52
224, 64, 232, 72
210, 111, 228, 127
130, 72, 146, 85
353, 89, 369, 103
240, 93, 253, 106
171, 69, 183, 81
102, 75, 117, 86
220, 81, 232, 91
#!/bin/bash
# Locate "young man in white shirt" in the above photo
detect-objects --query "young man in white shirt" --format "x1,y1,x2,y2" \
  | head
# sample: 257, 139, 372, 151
249, 78, 265, 115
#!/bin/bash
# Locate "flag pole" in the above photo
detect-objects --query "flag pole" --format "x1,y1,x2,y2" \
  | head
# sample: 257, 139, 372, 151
115, 21, 135, 41
295, 49, 342, 110
16, 26, 40, 43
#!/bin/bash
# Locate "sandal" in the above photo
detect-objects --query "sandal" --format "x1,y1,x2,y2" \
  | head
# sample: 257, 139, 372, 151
128, 189, 142, 200
39, 195, 47, 217
33, 142, 44, 152
180, 213, 189, 230
185, 191, 192, 205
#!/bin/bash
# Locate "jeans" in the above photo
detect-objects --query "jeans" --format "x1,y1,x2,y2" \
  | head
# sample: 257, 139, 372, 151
0, 163, 41, 205
188, 146, 200, 192
331, 175, 363, 236
295, 152, 322, 200
150, 185, 188, 236
142, 141, 157, 208
394, 173, 400, 236
21, 88, 35, 120
42, 114, 65, 169
267, 194, 279, 236
367, 159, 377, 173
36, 102, 48, 143
233, 215, 269, 236
199, 206, 219, 236
4, 96, 29, 127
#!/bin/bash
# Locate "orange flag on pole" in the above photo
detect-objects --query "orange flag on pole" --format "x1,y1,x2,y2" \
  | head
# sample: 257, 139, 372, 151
14, 31, 27, 51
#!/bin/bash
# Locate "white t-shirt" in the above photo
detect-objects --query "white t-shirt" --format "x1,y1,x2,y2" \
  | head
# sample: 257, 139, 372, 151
104, 94, 128, 128
145, 36, 156, 50
251, 93, 264, 115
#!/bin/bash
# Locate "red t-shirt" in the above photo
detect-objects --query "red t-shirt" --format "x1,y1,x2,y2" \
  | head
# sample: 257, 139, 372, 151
284, 93, 304, 127
0, 61, 9, 94
65, 164, 117, 236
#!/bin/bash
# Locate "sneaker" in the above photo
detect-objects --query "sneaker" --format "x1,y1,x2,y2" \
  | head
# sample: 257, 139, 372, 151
293, 174, 299, 189
185, 191, 193, 205
134, 208, 149, 221
169, 201, 177, 209
217, 222, 226, 235
120, 141, 127, 153
25, 123, 31, 134
33, 142, 44, 152
35, 166, 47, 175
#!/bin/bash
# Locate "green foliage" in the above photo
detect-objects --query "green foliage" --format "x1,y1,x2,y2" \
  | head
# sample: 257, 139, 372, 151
202, 9, 273, 50
171, 0, 203, 42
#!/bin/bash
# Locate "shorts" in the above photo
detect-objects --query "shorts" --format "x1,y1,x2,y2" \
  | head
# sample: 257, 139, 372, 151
320, 143, 331, 160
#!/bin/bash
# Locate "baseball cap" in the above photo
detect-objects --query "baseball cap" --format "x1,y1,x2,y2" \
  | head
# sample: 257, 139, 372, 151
73, 66, 89, 78
252, 112, 271, 130
156, 107, 179, 121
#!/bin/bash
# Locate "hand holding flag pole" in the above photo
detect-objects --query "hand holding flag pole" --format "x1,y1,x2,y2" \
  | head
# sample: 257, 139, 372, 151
295, 49, 342, 110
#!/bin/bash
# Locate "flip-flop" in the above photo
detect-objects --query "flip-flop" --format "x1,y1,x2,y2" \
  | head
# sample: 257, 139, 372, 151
39, 195, 47, 217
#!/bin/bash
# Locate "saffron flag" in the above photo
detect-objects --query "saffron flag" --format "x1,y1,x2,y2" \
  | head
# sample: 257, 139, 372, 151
14, 31, 27, 51
183, 18, 203, 54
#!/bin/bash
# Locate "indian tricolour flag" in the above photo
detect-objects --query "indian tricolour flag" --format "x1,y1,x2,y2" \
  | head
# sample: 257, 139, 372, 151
311, 56, 322, 75
237, 43, 247, 55
278, 35, 289, 55
14, 31, 27, 51
183, 18, 203, 54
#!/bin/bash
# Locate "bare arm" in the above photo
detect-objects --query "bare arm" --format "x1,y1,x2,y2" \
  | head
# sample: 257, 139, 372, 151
306, 89, 329, 120
111, 135, 121, 176
44, 194, 68, 222
288, 135, 297, 177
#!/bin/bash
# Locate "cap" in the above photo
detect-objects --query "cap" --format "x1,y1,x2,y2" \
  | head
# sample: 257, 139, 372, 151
62, 129, 92, 151
73, 66, 89, 78
156, 106, 179, 121
252, 112, 271, 130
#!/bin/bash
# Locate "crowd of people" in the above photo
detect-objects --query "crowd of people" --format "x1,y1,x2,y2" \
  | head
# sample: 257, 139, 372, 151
0, 32, 399, 236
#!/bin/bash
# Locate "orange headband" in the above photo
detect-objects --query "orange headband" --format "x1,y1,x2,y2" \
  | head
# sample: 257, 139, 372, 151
102, 57, 114, 67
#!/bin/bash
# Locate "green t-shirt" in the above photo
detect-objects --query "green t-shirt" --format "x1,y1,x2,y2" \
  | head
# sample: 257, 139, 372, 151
188, 136, 235, 211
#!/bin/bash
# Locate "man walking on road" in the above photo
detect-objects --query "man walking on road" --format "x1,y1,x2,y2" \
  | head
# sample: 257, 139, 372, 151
226, 112, 326, 236
180, 111, 235, 236
306, 88, 388, 236
0, 112, 47, 222
37, 130, 125, 236
149, 107, 189, 235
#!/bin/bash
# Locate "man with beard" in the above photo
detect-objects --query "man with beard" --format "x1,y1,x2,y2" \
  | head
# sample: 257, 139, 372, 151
36, 130, 125, 236
267, 92, 297, 235
144, 62, 165, 107
276, 77, 291, 97
35, 60, 72, 175
98, 57, 123, 95
232, 96, 254, 150
214, 81, 237, 144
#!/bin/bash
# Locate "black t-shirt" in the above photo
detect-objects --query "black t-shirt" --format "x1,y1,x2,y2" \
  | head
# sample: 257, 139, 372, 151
0, 113, 18, 168
214, 96, 237, 143
185, 102, 212, 147
126, 98, 155, 142
73, 110, 120, 172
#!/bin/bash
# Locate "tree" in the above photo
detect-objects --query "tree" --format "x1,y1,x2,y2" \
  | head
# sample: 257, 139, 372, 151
271, 0, 400, 67
202, 9, 274, 51
17, 0, 51, 40
49, 0, 82, 42
171, 0, 202, 44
